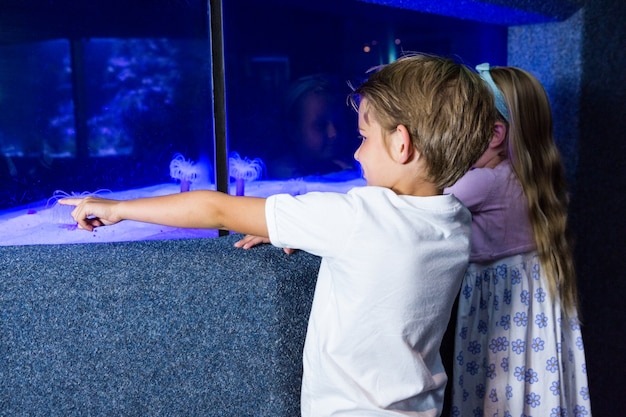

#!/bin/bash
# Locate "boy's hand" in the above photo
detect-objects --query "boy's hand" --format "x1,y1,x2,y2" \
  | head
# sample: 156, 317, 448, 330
234, 234, 296, 255
58, 197, 122, 231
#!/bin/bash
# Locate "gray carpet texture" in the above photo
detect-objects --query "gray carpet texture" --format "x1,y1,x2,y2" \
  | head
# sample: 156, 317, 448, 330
1, 235, 320, 416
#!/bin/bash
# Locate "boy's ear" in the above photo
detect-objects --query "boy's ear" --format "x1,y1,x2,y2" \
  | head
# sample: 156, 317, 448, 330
394, 124, 414, 164
491, 121, 507, 148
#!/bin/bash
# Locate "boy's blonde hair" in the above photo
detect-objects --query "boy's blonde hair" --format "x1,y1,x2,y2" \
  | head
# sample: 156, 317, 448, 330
491, 66, 578, 318
350, 53, 496, 189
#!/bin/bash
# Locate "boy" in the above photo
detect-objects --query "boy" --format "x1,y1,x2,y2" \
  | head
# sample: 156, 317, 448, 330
61, 53, 495, 416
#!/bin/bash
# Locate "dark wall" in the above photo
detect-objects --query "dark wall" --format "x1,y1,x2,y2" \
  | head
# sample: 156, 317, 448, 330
573, 0, 626, 414
508, 1, 626, 415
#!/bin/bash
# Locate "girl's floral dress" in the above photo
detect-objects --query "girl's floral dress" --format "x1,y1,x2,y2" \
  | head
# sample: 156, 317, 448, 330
450, 252, 592, 417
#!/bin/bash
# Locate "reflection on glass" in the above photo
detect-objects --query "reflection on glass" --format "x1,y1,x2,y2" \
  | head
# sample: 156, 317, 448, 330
266, 73, 356, 179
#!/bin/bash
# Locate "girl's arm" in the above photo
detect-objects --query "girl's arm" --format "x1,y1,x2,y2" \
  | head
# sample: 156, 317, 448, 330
59, 191, 268, 238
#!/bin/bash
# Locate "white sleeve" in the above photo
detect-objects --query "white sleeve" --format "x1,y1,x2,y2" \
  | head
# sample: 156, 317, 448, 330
265, 191, 359, 257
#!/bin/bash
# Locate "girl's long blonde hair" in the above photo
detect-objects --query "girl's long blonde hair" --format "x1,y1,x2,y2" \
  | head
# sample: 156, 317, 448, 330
491, 67, 579, 318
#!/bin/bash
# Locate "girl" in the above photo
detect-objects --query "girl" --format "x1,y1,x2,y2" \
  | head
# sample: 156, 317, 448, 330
447, 64, 592, 417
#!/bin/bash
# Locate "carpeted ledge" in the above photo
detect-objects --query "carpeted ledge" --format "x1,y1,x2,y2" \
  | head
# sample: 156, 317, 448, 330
0, 234, 320, 416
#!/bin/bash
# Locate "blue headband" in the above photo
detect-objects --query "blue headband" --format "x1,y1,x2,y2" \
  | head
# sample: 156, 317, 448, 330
476, 62, 510, 122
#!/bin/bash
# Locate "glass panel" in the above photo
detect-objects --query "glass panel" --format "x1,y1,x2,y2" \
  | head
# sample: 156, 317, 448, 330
223, 0, 507, 185
0, 36, 215, 245
0, 38, 213, 210
0, 0, 507, 245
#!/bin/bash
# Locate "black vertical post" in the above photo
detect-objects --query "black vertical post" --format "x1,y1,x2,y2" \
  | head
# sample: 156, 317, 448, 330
70, 38, 89, 161
208, 0, 230, 236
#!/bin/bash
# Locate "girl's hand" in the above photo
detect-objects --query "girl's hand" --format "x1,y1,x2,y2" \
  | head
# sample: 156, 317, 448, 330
58, 197, 123, 231
234, 234, 296, 255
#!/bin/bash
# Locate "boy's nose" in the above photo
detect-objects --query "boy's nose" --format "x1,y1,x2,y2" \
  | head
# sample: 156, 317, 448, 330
353, 146, 360, 161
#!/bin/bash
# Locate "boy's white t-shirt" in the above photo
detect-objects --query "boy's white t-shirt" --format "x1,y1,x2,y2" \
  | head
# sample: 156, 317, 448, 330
265, 186, 471, 417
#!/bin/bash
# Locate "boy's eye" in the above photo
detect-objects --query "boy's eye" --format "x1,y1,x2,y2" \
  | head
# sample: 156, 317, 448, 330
357, 135, 366, 141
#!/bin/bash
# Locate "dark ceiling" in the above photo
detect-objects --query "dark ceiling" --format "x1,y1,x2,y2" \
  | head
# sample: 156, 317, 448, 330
0, 0, 208, 44
0, 0, 580, 45
0, 0, 488, 45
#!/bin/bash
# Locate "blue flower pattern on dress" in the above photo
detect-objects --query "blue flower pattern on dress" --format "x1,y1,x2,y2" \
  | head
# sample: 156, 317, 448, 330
489, 388, 498, 402
532, 262, 540, 279
511, 339, 525, 355
520, 290, 530, 306
546, 356, 559, 373
511, 268, 522, 284
535, 312, 548, 328
514, 312, 528, 327
489, 336, 509, 353
581, 386, 590, 401
468, 341, 481, 355
535, 287, 547, 302
503, 288, 512, 305
525, 368, 538, 384
574, 404, 590, 416
576, 336, 584, 351
451, 253, 592, 416
460, 326, 468, 340
463, 284, 472, 299
501, 357, 509, 372
526, 392, 541, 408
532, 337, 545, 352
478, 320, 488, 334
476, 383, 485, 399
467, 361, 479, 375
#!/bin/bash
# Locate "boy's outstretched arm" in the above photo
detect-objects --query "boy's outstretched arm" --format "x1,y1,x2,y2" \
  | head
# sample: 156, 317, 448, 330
59, 191, 268, 238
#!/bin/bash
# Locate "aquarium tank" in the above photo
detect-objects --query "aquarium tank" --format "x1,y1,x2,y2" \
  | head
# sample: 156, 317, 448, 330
0, 0, 506, 244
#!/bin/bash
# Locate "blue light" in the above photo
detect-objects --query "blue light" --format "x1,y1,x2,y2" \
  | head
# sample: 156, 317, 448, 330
358, 0, 580, 26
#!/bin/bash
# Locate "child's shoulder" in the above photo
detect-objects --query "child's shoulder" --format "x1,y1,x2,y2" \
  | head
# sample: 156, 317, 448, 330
449, 165, 501, 191
350, 186, 465, 212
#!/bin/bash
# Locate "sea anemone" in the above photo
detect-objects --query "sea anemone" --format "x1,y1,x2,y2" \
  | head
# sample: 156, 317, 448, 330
46, 189, 113, 225
169, 153, 199, 192
229, 153, 264, 196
